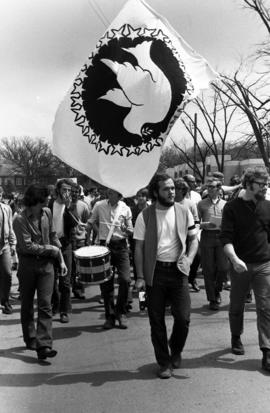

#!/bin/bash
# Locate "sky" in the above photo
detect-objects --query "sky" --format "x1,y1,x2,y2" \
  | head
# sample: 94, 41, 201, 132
0, 0, 267, 142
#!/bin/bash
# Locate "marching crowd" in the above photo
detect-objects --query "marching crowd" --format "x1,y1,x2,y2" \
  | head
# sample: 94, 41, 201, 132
1, 167, 270, 378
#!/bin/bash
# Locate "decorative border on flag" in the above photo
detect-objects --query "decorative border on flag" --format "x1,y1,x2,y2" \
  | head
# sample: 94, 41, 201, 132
70, 24, 194, 157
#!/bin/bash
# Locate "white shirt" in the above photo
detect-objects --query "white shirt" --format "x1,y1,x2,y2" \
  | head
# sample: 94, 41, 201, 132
134, 206, 181, 262
52, 201, 65, 238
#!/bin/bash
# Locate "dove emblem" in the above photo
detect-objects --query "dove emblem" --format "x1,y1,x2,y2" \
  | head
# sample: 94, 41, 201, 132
99, 41, 172, 137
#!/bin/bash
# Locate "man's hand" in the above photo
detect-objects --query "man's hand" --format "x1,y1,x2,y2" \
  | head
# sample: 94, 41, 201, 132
59, 262, 68, 277
135, 278, 145, 291
231, 257, 247, 273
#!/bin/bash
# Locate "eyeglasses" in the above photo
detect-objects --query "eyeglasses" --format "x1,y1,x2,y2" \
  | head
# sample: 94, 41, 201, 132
253, 181, 269, 188
207, 185, 218, 189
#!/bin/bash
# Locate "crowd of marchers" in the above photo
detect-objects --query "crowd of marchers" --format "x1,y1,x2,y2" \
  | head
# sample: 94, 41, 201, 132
1, 168, 270, 377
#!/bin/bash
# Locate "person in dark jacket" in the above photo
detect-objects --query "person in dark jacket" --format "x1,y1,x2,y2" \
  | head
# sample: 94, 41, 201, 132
220, 167, 270, 371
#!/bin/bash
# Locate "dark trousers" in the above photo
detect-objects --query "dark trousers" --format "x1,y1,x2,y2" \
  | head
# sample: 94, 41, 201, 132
230, 261, 270, 350
100, 239, 131, 319
200, 230, 229, 302
146, 264, 191, 367
18, 256, 55, 349
52, 243, 72, 314
0, 248, 12, 305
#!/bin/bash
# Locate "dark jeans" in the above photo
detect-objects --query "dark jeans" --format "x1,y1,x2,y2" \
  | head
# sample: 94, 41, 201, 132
100, 239, 131, 319
18, 256, 55, 349
200, 230, 229, 302
230, 261, 270, 350
52, 242, 72, 314
0, 248, 12, 305
146, 264, 191, 367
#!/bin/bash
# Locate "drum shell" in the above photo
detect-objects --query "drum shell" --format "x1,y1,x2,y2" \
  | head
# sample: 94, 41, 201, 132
74, 248, 111, 285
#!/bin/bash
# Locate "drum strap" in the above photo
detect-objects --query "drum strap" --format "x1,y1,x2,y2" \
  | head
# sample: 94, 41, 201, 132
105, 203, 123, 245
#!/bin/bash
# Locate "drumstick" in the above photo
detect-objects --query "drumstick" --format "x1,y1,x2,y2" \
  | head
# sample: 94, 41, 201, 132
99, 221, 122, 227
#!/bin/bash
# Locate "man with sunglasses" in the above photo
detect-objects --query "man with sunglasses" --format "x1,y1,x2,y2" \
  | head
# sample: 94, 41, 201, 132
220, 167, 270, 371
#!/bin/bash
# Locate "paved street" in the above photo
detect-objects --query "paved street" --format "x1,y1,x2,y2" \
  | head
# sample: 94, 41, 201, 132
0, 273, 268, 413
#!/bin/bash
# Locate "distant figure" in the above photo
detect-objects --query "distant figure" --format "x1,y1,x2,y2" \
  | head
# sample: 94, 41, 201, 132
0, 186, 16, 315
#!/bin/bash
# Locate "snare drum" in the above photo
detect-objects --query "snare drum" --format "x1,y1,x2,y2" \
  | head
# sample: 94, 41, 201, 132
74, 246, 112, 285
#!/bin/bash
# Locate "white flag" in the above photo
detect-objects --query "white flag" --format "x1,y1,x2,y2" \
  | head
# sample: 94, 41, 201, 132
53, 0, 217, 197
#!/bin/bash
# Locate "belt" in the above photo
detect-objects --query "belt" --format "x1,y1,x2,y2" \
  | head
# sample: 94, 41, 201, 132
156, 261, 177, 268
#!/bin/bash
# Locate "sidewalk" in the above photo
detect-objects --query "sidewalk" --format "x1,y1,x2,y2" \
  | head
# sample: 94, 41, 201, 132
0, 273, 268, 413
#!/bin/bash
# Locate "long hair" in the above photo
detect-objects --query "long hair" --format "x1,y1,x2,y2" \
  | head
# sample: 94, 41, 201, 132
23, 185, 49, 207
148, 173, 173, 201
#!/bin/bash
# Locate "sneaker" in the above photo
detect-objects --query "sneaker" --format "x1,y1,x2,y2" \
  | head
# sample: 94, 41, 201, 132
209, 301, 219, 311
245, 292, 252, 303
157, 365, 172, 379
262, 349, 270, 372
2, 302, 13, 314
116, 314, 128, 329
103, 317, 115, 330
223, 281, 231, 291
231, 335, 245, 355
190, 281, 200, 292
171, 353, 182, 369
215, 292, 222, 304
60, 313, 69, 323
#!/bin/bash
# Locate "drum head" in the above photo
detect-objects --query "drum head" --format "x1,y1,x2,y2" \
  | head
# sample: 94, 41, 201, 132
74, 245, 109, 259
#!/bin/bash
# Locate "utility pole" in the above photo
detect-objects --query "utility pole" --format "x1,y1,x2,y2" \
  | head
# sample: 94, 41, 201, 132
193, 113, 197, 171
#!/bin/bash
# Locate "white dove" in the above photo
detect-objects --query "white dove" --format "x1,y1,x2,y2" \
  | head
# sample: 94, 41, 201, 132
98, 41, 172, 136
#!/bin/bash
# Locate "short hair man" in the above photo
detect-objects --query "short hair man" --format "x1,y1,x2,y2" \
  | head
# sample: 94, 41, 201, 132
220, 167, 270, 371
88, 188, 133, 329
198, 178, 229, 310
13, 184, 67, 360
0, 186, 16, 314
134, 173, 198, 379
49, 179, 78, 323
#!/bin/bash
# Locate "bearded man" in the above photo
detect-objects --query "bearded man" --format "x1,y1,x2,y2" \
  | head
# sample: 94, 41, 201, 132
134, 173, 198, 379
220, 167, 270, 371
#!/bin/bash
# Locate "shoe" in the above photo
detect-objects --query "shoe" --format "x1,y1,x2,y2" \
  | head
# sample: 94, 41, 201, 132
157, 365, 172, 379
116, 314, 128, 329
245, 292, 252, 303
231, 335, 245, 355
215, 292, 222, 304
209, 301, 219, 311
73, 290, 85, 300
25, 339, 37, 350
171, 353, 182, 369
2, 302, 13, 314
37, 347, 57, 360
103, 318, 115, 330
262, 349, 270, 372
223, 281, 231, 291
60, 313, 69, 323
190, 281, 200, 292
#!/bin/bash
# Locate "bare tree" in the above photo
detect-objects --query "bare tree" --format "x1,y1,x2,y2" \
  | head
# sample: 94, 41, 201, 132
168, 86, 238, 179
214, 70, 270, 167
241, 0, 270, 62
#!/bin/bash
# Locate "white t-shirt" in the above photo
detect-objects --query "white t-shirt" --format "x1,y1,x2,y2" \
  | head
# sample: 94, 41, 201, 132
52, 201, 65, 238
134, 206, 181, 262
